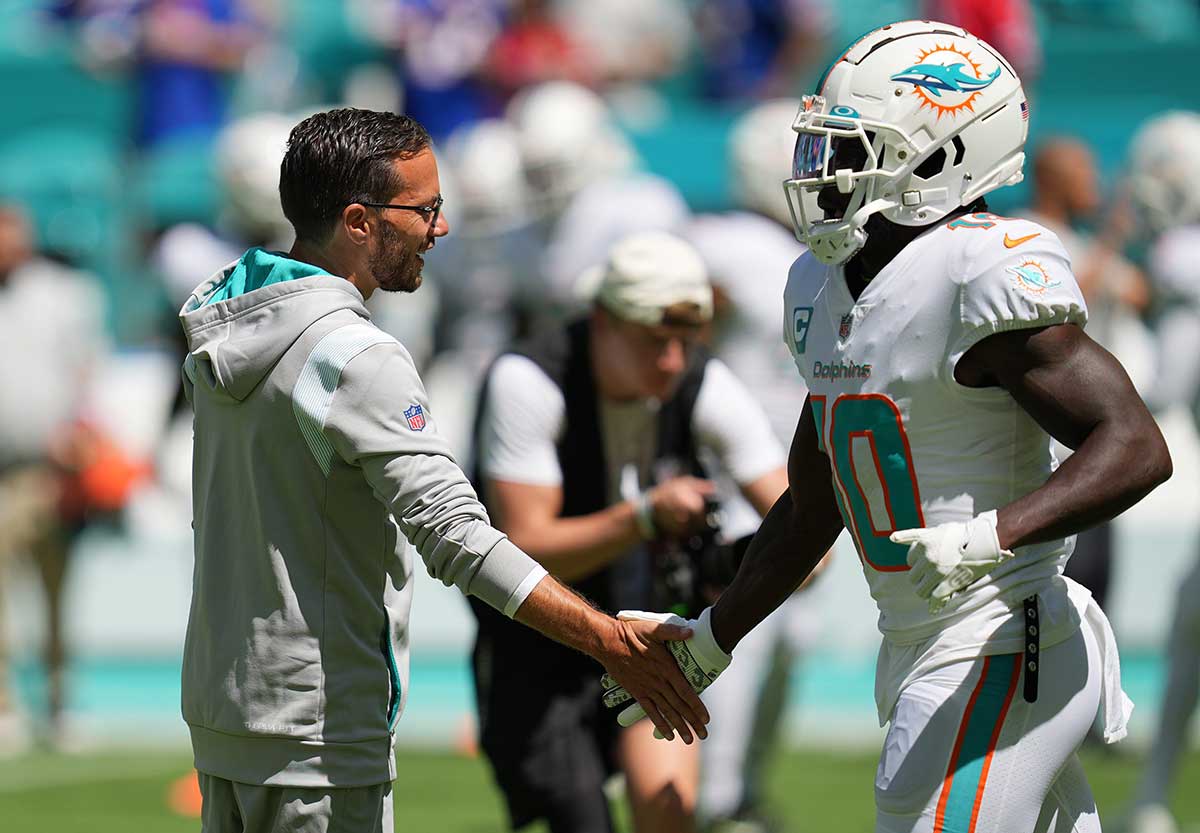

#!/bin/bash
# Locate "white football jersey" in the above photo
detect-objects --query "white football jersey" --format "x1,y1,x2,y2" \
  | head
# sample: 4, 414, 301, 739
686, 210, 809, 443
784, 213, 1089, 657
1143, 224, 1200, 421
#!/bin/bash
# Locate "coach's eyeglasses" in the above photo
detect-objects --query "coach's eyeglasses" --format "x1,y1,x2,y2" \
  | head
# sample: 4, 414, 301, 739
359, 194, 444, 228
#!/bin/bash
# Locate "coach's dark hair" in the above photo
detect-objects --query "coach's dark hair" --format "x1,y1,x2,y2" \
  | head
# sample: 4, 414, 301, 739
279, 108, 432, 243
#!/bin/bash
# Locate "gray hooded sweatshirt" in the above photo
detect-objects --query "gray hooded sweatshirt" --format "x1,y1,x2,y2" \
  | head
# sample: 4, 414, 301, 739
179, 248, 546, 787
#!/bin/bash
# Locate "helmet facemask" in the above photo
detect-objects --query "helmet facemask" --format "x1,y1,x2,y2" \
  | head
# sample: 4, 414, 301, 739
780, 22, 1029, 266
784, 95, 921, 264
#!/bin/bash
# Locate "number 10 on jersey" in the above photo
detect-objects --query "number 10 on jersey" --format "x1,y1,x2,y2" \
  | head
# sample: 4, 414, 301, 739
811, 394, 924, 571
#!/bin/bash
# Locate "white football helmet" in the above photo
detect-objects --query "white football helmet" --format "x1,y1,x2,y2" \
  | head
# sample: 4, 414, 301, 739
216, 112, 294, 244
506, 81, 637, 215
729, 99, 803, 228
783, 20, 1028, 264
1127, 111, 1200, 236
441, 118, 531, 236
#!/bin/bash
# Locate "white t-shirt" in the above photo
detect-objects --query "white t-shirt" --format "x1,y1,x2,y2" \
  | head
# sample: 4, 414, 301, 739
686, 211, 810, 536
477, 353, 784, 505
0, 257, 107, 466
686, 210, 810, 444
1149, 224, 1200, 304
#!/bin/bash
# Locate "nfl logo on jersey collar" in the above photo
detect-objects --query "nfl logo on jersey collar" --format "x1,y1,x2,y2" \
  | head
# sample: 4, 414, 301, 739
839, 313, 853, 339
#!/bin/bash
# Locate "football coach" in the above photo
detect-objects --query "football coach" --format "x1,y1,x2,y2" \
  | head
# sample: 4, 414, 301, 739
177, 108, 708, 833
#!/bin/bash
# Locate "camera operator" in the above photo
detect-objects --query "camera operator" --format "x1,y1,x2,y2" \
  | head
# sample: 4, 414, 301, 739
468, 231, 787, 833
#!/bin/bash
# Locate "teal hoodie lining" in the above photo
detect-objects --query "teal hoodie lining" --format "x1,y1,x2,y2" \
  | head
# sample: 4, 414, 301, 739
203, 248, 329, 306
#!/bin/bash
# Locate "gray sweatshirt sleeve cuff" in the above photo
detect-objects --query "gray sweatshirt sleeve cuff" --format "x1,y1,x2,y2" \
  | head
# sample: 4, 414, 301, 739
469, 536, 549, 617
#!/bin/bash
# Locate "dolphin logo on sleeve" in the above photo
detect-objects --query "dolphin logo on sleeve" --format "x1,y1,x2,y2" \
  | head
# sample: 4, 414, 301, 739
1006, 260, 1062, 294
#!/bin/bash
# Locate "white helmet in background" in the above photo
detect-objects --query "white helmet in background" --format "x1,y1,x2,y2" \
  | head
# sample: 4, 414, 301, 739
729, 98, 803, 228
506, 81, 637, 214
441, 118, 531, 236
784, 20, 1028, 264
216, 112, 294, 244
1128, 111, 1200, 236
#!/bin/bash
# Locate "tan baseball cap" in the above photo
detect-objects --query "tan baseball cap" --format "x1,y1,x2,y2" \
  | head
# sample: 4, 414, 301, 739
578, 231, 713, 327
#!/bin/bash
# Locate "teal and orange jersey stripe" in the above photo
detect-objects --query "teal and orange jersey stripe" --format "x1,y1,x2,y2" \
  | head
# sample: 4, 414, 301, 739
934, 654, 1022, 833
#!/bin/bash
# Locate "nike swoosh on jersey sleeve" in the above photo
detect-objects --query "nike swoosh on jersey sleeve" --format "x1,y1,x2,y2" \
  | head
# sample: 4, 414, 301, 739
1003, 231, 1040, 248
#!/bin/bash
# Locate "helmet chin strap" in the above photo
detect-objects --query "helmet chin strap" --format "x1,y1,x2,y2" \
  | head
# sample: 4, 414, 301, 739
807, 196, 897, 264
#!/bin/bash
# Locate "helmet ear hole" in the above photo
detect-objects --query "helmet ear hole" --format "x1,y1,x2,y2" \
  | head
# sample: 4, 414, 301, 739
913, 147, 948, 181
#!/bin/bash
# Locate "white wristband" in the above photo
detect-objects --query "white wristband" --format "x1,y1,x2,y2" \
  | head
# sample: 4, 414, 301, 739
633, 491, 656, 540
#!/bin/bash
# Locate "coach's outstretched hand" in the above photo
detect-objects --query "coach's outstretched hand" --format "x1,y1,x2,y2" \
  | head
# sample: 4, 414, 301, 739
891, 510, 1015, 613
601, 608, 730, 740
595, 613, 713, 743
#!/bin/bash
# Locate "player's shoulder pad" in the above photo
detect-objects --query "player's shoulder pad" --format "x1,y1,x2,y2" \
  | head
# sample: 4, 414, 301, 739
936, 216, 1072, 289
942, 216, 1086, 342
783, 248, 826, 303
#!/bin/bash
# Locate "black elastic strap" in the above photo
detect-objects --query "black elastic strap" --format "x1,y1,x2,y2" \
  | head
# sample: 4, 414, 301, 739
1023, 595, 1040, 703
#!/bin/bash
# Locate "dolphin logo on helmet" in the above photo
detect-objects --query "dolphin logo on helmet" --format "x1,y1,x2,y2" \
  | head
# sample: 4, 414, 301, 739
890, 62, 1002, 97
781, 21, 1028, 265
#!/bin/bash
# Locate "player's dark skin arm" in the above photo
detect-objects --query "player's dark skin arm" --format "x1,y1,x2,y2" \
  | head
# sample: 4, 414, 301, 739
709, 400, 845, 655
956, 323, 1173, 550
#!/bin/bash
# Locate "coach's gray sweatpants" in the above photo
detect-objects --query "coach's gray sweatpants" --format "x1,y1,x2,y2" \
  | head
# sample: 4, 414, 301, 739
198, 772, 393, 833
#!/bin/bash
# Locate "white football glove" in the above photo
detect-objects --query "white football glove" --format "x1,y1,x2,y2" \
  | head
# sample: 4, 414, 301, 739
890, 510, 1014, 614
601, 607, 731, 737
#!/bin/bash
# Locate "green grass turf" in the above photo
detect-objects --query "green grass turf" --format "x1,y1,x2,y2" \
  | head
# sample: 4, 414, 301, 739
0, 746, 1198, 832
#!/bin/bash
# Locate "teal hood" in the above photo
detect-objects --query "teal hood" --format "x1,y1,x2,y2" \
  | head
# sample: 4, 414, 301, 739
202, 247, 328, 306
179, 249, 370, 402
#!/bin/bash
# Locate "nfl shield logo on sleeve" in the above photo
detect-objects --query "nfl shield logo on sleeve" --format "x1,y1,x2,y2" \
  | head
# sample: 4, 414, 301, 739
404, 404, 426, 431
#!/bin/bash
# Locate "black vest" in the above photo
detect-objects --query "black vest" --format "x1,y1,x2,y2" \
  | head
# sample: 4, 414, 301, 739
468, 318, 708, 682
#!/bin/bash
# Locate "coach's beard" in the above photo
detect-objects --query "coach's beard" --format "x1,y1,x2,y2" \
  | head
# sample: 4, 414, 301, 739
370, 223, 424, 294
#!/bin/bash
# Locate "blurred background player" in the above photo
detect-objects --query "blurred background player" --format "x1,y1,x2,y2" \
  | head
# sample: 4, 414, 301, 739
685, 99, 829, 833
0, 203, 110, 751
1123, 110, 1200, 833
505, 80, 693, 312
469, 231, 788, 833
151, 110, 296, 317
1015, 136, 1148, 619
427, 118, 540, 368
416, 116, 543, 462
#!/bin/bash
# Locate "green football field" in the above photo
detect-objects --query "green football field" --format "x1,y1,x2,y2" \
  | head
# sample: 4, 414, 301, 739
1, 745, 1198, 832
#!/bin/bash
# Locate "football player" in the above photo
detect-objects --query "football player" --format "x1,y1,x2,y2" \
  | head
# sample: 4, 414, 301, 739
1123, 110, 1200, 833
505, 81, 692, 311
604, 20, 1172, 833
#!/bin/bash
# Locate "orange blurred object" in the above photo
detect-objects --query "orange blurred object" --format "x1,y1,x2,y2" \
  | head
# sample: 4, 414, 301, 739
455, 714, 479, 758
167, 770, 203, 818
55, 422, 153, 518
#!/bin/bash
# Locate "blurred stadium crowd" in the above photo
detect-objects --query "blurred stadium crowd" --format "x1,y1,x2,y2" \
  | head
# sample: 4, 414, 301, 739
3, 0, 1200, 831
